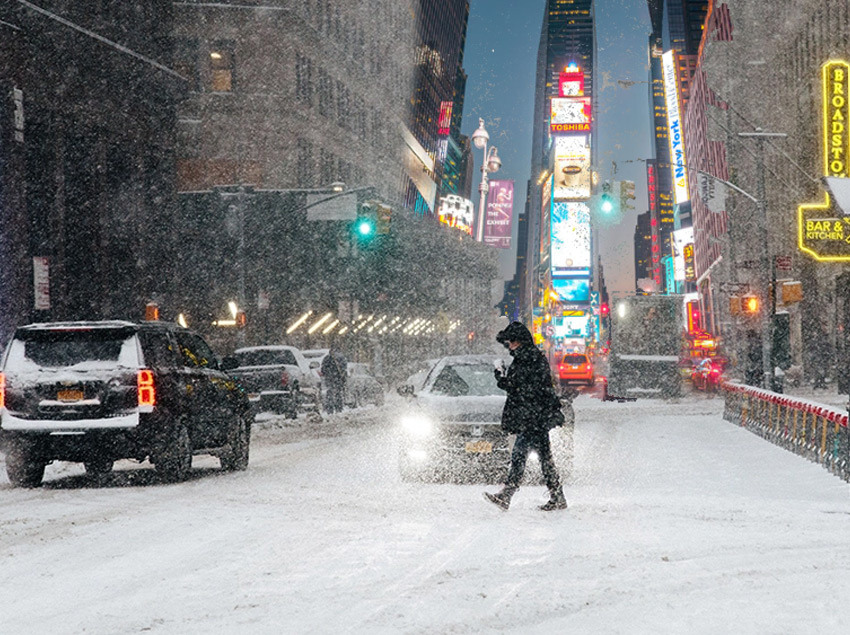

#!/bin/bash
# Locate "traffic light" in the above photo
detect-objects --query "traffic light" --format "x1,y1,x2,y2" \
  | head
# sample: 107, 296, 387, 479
376, 204, 392, 235
600, 303, 609, 317
742, 295, 760, 314
620, 180, 636, 211
355, 204, 376, 239
599, 182, 616, 214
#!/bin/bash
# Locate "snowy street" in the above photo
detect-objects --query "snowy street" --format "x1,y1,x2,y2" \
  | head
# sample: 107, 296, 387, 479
2, 394, 849, 633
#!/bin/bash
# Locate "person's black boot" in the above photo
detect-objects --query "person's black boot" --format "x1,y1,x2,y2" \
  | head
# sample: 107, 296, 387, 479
539, 487, 568, 511
484, 487, 515, 510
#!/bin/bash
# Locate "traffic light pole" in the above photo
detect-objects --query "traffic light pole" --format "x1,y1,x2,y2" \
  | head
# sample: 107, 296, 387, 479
738, 130, 787, 390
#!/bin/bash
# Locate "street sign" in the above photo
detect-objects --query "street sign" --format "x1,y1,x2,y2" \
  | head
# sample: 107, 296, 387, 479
775, 255, 792, 272
719, 282, 750, 294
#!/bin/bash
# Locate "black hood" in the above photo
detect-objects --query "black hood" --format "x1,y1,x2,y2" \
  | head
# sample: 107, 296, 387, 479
496, 321, 534, 347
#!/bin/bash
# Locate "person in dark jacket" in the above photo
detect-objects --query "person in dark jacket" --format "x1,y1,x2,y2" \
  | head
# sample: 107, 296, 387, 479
321, 346, 348, 414
485, 321, 568, 511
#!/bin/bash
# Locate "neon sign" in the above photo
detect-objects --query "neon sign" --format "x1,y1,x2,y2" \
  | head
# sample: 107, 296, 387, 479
798, 60, 850, 262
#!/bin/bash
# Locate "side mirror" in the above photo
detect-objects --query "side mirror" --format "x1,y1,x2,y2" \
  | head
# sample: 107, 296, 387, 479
397, 384, 415, 397
220, 356, 239, 371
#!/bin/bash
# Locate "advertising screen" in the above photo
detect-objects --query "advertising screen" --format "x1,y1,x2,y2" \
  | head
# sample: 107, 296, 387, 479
550, 202, 591, 270
484, 180, 514, 249
559, 70, 584, 97
437, 194, 473, 236
553, 136, 591, 200
550, 97, 592, 135
662, 50, 690, 204
554, 314, 590, 339
552, 278, 591, 303
672, 227, 695, 282
438, 101, 453, 136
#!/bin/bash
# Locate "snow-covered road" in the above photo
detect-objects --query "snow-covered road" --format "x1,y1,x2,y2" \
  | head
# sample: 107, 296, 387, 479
2, 395, 849, 633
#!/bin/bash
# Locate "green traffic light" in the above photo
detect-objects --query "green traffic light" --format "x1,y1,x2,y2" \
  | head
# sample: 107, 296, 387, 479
600, 194, 614, 214
357, 220, 375, 236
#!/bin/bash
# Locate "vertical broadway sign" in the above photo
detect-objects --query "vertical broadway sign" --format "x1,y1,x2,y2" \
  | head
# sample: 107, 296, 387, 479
798, 60, 850, 262
662, 50, 690, 205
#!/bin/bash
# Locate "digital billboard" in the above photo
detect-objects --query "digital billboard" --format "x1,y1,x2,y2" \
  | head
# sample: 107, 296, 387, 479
550, 97, 592, 135
672, 227, 695, 282
438, 101, 453, 137
553, 314, 590, 339
437, 194, 473, 236
484, 180, 514, 249
550, 201, 591, 271
553, 136, 591, 200
662, 50, 690, 204
552, 277, 591, 303
559, 67, 585, 97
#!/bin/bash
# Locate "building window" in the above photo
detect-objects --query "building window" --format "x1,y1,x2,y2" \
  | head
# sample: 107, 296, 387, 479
209, 43, 234, 92
296, 139, 314, 187
173, 39, 200, 92
296, 53, 313, 104
318, 69, 332, 117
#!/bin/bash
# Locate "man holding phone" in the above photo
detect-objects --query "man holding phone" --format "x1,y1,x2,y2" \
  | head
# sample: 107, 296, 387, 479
485, 321, 568, 511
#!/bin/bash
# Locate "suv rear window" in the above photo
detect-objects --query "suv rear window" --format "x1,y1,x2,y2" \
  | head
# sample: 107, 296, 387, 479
235, 349, 297, 366
8, 328, 139, 370
562, 354, 588, 365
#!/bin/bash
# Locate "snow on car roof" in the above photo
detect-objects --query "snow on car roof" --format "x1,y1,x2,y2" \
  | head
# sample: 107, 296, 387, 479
17, 320, 137, 331
234, 345, 299, 353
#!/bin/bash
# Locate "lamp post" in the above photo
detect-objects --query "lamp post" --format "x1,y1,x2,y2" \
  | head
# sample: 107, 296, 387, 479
471, 118, 502, 243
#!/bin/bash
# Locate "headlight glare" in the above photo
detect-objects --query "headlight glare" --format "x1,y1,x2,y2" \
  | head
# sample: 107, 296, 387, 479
401, 413, 434, 437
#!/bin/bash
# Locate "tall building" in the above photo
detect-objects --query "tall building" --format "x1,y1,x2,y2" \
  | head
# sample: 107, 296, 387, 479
405, 0, 470, 214
0, 1, 181, 340
520, 0, 597, 350
173, 1, 414, 204
633, 211, 653, 289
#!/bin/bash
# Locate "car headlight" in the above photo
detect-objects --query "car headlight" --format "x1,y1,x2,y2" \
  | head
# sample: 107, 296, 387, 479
401, 413, 434, 437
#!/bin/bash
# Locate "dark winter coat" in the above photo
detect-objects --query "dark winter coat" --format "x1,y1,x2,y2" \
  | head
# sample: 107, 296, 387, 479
495, 323, 563, 435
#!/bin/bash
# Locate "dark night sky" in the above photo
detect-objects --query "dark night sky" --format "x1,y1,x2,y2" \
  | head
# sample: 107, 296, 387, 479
460, 0, 654, 296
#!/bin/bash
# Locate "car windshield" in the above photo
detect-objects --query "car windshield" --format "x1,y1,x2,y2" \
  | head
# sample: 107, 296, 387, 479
428, 363, 501, 397
235, 349, 297, 366
9, 328, 138, 369
562, 354, 587, 365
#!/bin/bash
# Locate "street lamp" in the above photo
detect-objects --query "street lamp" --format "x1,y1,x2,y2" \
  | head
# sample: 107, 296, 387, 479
471, 118, 502, 243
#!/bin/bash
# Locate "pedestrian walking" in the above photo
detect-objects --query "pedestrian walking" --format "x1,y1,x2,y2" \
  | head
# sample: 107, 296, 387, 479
321, 346, 348, 414
485, 321, 568, 511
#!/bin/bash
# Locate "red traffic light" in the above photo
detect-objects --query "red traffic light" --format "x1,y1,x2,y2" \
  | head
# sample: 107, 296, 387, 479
600, 303, 609, 317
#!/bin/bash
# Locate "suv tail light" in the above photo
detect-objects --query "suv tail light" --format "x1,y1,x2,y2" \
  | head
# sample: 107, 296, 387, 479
0, 372, 5, 410
138, 369, 156, 411
281, 370, 290, 387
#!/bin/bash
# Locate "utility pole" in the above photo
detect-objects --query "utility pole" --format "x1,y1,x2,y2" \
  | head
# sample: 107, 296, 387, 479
737, 130, 787, 390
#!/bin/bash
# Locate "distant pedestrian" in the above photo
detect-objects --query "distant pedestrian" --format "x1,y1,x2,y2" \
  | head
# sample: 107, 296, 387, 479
321, 346, 348, 413
485, 322, 568, 511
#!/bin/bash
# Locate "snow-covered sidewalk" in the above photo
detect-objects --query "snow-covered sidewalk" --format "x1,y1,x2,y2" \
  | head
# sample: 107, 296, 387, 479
1, 396, 848, 633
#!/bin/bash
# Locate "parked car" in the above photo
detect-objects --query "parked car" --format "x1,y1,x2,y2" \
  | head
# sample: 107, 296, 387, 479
0, 320, 252, 487
557, 352, 595, 386
230, 345, 321, 417
345, 363, 384, 408
401, 358, 441, 393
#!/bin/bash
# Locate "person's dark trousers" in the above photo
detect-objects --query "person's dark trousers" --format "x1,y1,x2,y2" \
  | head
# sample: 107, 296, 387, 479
505, 430, 561, 495
327, 382, 344, 413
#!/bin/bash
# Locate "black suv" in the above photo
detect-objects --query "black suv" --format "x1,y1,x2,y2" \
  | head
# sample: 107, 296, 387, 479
0, 321, 252, 487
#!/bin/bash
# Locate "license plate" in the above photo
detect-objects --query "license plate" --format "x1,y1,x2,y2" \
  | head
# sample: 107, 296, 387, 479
57, 389, 84, 402
465, 440, 492, 454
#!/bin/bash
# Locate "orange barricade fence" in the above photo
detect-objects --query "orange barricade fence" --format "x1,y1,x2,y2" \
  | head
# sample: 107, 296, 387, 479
722, 382, 850, 482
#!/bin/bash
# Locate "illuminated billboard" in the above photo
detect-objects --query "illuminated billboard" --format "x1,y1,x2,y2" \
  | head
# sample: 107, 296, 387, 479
484, 180, 514, 249
559, 66, 584, 97
550, 201, 591, 271
553, 136, 591, 200
554, 314, 590, 339
437, 194, 473, 235
550, 97, 592, 135
672, 227, 695, 282
438, 101, 453, 137
552, 277, 591, 303
662, 50, 690, 204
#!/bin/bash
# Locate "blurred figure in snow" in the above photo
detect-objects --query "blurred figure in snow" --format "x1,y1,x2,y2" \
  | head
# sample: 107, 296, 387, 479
321, 346, 348, 413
